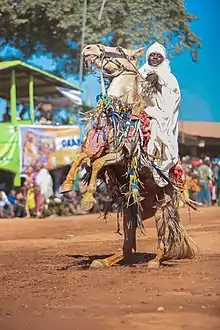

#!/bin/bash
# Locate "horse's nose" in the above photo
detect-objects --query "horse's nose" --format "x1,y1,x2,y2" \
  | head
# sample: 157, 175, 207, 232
85, 46, 91, 50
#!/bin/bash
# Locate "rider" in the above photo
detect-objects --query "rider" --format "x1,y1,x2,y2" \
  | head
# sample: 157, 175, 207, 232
139, 42, 181, 187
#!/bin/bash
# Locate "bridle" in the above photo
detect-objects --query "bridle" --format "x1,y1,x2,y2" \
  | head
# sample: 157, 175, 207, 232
84, 44, 140, 78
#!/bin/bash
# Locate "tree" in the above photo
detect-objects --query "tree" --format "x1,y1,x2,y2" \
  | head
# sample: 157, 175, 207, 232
0, 0, 201, 76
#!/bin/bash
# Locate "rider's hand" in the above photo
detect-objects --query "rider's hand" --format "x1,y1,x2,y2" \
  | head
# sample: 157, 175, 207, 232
145, 73, 162, 93
145, 72, 159, 86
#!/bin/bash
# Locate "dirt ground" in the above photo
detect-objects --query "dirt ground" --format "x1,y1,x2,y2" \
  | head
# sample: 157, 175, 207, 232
0, 207, 219, 330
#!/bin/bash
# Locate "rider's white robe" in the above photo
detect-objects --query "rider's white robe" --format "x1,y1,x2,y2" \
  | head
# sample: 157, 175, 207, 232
139, 42, 181, 187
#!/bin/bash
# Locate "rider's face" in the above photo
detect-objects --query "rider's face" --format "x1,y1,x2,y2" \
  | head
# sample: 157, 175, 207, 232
148, 52, 164, 67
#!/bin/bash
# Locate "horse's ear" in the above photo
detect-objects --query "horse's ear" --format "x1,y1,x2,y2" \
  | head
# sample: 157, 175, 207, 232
132, 47, 145, 57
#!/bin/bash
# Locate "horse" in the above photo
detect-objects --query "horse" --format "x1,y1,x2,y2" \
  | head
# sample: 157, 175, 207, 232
61, 43, 195, 269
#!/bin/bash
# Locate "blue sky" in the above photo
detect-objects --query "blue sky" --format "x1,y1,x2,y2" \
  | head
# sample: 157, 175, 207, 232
81, 0, 220, 122
0, 0, 219, 122
173, 0, 219, 122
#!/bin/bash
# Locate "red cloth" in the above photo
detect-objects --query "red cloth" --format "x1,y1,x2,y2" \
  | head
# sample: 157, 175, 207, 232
169, 163, 186, 186
191, 159, 202, 167
139, 112, 151, 148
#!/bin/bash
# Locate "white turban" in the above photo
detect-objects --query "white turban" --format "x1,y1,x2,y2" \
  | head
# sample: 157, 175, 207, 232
146, 42, 167, 60
139, 42, 171, 84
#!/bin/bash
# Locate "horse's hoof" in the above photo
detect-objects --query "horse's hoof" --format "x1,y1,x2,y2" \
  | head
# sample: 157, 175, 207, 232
147, 260, 160, 269
90, 259, 109, 268
82, 193, 96, 211
60, 183, 73, 193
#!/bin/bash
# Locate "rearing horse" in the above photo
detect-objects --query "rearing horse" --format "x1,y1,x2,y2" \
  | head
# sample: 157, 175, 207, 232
61, 44, 195, 269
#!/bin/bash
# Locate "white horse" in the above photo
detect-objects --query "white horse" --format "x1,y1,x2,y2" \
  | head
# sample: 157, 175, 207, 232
61, 44, 195, 269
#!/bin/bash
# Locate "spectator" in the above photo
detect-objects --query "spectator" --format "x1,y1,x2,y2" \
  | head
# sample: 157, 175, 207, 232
23, 165, 40, 218
35, 163, 53, 217
25, 166, 36, 183
182, 155, 192, 174
8, 190, 17, 215
3, 106, 11, 122
35, 163, 53, 199
217, 162, 220, 206
211, 161, 219, 205
0, 191, 14, 218
198, 159, 211, 206
19, 105, 30, 120
25, 183, 36, 218
15, 191, 26, 217
36, 103, 53, 125
188, 174, 200, 203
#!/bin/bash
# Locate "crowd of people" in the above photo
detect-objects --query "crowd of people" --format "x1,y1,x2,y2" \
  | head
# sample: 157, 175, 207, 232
0, 154, 219, 219
0, 164, 114, 219
182, 155, 220, 206
1, 101, 73, 125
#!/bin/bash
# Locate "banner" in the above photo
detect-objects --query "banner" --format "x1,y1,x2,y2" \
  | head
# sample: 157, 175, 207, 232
20, 125, 81, 175
0, 126, 19, 173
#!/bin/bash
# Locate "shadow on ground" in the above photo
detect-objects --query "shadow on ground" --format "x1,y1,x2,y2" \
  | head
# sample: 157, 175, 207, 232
58, 252, 178, 270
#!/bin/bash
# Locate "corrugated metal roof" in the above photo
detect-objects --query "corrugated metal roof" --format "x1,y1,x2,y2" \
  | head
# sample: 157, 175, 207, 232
179, 121, 220, 139
0, 60, 82, 92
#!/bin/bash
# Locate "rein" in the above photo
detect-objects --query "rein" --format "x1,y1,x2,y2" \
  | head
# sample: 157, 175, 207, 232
84, 44, 140, 79
83, 44, 145, 101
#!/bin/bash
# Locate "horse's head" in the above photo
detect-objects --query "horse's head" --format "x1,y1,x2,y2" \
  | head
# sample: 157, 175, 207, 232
82, 44, 145, 77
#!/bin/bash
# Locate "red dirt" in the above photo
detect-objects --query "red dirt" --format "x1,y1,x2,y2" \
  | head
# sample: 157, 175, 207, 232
0, 207, 220, 330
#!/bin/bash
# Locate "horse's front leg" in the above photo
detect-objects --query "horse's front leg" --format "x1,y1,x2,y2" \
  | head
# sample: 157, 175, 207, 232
61, 152, 88, 193
90, 205, 138, 268
82, 152, 124, 211
123, 205, 137, 259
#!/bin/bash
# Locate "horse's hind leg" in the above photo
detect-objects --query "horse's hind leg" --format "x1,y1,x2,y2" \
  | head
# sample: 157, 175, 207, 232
61, 152, 88, 193
147, 193, 170, 269
147, 207, 166, 269
82, 152, 124, 211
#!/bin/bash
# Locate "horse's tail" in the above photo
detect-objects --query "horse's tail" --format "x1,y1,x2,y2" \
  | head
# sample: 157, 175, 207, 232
163, 203, 196, 260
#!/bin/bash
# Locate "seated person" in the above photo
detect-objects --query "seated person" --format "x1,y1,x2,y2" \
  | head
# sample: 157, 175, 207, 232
0, 191, 14, 218
15, 191, 26, 217
139, 42, 181, 187
3, 106, 11, 122
8, 190, 17, 215
36, 103, 53, 124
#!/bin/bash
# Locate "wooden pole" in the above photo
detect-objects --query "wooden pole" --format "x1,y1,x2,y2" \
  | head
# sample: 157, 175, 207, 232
10, 70, 17, 125
79, 0, 87, 86
10, 70, 21, 187
29, 73, 35, 123
98, 0, 106, 20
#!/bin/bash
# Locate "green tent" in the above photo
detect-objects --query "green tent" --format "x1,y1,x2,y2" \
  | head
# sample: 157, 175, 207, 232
0, 60, 83, 187
0, 60, 82, 125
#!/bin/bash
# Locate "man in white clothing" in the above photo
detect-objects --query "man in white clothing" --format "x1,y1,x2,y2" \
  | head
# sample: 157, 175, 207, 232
139, 42, 181, 187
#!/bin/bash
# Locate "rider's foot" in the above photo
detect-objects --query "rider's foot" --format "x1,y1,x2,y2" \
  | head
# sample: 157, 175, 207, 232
60, 183, 73, 194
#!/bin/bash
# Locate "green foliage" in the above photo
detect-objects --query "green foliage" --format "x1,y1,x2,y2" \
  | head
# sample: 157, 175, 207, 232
0, 0, 201, 75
